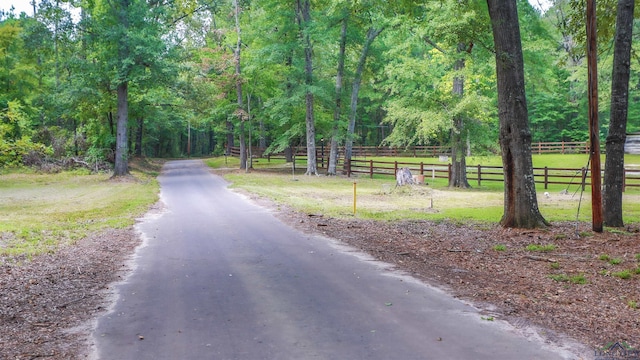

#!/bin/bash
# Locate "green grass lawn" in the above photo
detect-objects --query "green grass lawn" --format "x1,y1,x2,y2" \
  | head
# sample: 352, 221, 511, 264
207, 154, 640, 226
0, 168, 159, 258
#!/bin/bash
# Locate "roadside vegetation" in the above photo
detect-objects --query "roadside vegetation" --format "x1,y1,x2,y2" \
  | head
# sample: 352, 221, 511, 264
0, 160, 160, 258
206, 154, 640, 226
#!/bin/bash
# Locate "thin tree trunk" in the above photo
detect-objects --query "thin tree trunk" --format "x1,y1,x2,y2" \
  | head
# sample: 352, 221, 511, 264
297, 0, 317, 175
343, 27, 384, 173
107, 111, 114, 136
135, 117, 143, 157
328, 14, 348, 176
449, 42, 471, 188
233, 0, 247, 170
113, 81, 129, 176
604, 0, 634, 227
487, 0, 547, 228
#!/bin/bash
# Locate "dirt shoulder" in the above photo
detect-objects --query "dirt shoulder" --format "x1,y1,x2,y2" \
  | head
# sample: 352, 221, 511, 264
0, 228, 141, 359
277, 205, 640, 353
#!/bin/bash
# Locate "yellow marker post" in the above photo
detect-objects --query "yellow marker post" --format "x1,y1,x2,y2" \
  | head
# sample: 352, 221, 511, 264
353, 181, 357, 215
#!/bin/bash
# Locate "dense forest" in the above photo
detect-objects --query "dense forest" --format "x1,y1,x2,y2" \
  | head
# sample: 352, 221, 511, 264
0, 0, 639, 167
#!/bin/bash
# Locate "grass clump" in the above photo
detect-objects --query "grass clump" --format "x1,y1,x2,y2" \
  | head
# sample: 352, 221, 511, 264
548, 274, 569, 282
493, 244, 506, 251
613, 270, 633, 280
610, 258, 624, 265
526, 244, 557, 252
548, 273, 587, 284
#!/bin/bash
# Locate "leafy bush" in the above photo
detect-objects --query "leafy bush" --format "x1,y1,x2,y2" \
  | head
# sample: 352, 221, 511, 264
0, 138, 51, 167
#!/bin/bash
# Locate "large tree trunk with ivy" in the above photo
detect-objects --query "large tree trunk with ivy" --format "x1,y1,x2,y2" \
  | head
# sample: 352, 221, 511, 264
113, 81, 129, 176
604, 0, 634, 227
487, 0, 548, 228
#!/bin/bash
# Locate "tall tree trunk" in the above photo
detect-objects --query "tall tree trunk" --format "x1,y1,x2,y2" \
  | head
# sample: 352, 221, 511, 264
604, 0, 634, 227
135, 117, 143, 157
107, 111, 114, 136
208, 126, 215, 154
297, 0, 317, 175
487, 0, 548, 228
343, 27, 384, 173
328, 14, 348, 176
113, 81, 129, 176
449, 42, 471, 188
233, 0, 247, 170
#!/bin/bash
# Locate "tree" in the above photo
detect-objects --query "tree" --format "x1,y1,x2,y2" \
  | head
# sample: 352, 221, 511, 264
487, 0, 548, 228
232, 0, 248, 170
327, 10, 347, 176
84, 0, 173, 176
603, 0, 634, 227
343, 26, 385, 173
296, 0, 318, 175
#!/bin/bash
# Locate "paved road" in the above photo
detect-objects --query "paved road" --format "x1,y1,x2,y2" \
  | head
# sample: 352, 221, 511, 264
91, 160, 582, 360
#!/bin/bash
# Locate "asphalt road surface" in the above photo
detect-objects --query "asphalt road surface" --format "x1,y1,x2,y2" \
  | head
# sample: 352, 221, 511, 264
91, 160, 582, 360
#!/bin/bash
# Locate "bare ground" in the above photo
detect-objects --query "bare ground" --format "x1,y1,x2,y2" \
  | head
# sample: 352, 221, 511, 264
1, 181, 639, 358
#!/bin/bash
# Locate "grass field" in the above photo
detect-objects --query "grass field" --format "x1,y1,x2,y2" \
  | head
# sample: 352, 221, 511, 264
207, 154, 640, 226
0, 165, 159, 258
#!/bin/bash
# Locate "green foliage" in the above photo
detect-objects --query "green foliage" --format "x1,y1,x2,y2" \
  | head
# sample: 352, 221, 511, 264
0, 0, 637, 174
0, 137, 51, 167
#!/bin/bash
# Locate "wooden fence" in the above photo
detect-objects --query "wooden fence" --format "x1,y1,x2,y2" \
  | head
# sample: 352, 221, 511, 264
346, 159, 640, 191
230, 141, 592, 159
229, 141, 639, 190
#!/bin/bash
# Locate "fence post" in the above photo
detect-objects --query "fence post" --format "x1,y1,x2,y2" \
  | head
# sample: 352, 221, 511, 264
544, 167, 549, 189
394, 161, 398, 177
581, 167, 587, 191
420, 162, 424, 175
477, 164, 482, 186
448, 163, 452, 183
369, 160, 374, 179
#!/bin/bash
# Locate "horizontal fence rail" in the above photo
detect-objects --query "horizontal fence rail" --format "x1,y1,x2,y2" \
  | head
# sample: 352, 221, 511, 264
229, 142, 639, 191
347, 159, 640, 191
230, 141, 594, 159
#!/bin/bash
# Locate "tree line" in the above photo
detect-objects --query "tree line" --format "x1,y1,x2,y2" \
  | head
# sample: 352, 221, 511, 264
1, 0, 637, 229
